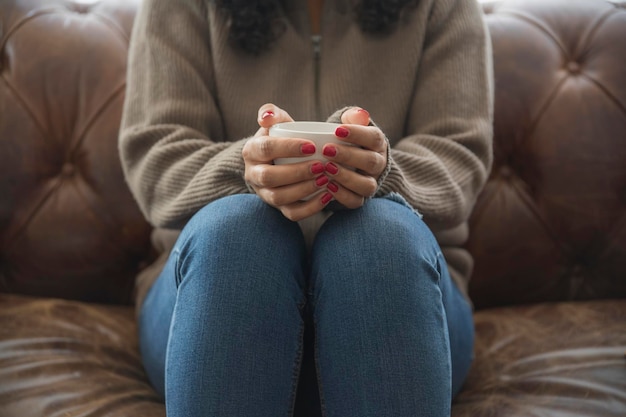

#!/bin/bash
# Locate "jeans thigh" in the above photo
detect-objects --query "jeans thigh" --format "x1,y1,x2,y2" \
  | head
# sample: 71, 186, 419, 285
379, 193, 474, 395
438, 252, 474, 397
138, 251, 178, 398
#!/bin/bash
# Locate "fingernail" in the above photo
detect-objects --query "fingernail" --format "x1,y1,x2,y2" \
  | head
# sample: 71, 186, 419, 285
321, 192, 333, 205
311, 162, 325, 174
357, 108, 370, 119
327, 182, 339, 193
261, 111, 274, 119
323, 145, 337, 157
302, 144, 316, 155
325, 162, 339, 175
315, 175, 329, 187
335, 127, 350, 138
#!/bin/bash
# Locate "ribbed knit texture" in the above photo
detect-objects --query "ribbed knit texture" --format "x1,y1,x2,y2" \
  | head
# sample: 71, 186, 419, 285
119, 0, 493, 307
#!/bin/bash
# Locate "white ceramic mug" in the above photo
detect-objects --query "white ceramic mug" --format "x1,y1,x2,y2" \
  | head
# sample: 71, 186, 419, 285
269, 121, 343, 165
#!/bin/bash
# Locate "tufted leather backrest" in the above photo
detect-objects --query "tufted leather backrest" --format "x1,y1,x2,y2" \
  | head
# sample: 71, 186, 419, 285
467, 0, 626, 309
0, 0, 152, 304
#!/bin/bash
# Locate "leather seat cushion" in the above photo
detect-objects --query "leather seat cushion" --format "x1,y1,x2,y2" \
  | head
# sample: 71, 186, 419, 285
1, 294, 624, 416
0, 293, 164, 417
453, 299, 626, 416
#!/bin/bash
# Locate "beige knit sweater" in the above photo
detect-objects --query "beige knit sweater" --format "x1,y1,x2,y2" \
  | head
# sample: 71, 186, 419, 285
119, 0, 493, 309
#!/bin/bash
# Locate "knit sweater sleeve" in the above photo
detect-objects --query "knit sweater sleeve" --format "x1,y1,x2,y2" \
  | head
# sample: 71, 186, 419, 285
389, 0, 493, 229
119, 0, 249, 228
330, 0, 493, 230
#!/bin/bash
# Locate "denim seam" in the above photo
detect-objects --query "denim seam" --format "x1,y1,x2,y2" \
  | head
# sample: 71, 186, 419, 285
172, 247, 182, 287
313, 319, 328, 417
288, 318, 306, 417
434, 251, 445, 286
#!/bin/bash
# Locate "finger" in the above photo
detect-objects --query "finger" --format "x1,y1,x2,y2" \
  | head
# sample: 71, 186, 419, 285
243, 136, 317, 163
325, 181, 365, 210
256, 175, 329, 207
325, 162, 378, 198
332, 124, 386, 152
340, 107, 370, 126
322, 143, 386, 177
257, 103, 295, 128
246, 161, 326, 188
278, 191, 334, 222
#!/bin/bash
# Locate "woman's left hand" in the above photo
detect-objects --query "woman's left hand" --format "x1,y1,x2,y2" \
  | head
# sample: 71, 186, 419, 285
323, 107, 388, 208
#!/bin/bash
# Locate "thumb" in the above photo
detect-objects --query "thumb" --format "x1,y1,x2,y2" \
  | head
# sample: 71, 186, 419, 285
341, 107, 371, 126
257, 103, 295, 129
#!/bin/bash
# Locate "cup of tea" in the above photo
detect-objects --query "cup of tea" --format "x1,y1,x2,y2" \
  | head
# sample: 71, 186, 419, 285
269, 121, 345, 165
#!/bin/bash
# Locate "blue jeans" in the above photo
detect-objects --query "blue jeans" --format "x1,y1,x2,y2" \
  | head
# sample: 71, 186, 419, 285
139, 194, 474, 417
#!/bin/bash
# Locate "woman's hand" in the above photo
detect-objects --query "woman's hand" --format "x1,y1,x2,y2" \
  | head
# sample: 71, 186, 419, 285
243, 103, 334, 221
323, 107, 388, 208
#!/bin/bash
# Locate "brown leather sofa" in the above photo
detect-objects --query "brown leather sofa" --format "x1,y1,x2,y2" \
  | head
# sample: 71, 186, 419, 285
1, 0, 625, 416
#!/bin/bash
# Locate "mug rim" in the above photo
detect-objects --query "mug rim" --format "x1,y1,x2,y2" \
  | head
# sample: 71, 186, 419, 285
270, 121, 340, 136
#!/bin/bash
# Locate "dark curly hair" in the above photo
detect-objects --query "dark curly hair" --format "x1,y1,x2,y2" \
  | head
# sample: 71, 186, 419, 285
215, 0, 418, 54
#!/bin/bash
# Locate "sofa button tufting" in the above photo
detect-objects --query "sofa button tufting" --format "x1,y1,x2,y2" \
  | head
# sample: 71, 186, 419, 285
68, 2, 92, 14
61, 163, 76, 176
566, 61, 581, 74
500, 166, 513, 179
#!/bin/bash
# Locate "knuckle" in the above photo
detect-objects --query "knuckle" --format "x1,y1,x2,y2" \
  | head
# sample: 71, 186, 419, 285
256, 168, 273, 187
376, 153, 387, 171
364, 153, 381, 173
364, 179, 378, 197
259, 138, 274, 159
244, 168, 253, 184
266, 190, 285, 206
265, 190, 277, 205
375, 133, 386, 151
241, 142, 252, 160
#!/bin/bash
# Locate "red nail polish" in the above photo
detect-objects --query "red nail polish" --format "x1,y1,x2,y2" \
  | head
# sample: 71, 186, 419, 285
357, 108, 370, 118
311, 162, 325, 174
335, 127, 350, 138
261, 111, 274, 119
323, 145, 337, 157
325, 162, 339, 175
315, 175, 329, 187
302, 144, 316, 155
327, 182, 339, 193
321, 192, 333, 205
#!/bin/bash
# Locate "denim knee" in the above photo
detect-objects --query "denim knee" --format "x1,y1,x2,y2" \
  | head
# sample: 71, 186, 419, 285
178, 194, 304, 257
180, 194, 292, 245
313, 195, 440, 269
310, 195, 444, 310
173, 194, 308, 297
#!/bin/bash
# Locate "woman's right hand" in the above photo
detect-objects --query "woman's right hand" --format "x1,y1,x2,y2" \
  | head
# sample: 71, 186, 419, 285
242, 104, 333, 221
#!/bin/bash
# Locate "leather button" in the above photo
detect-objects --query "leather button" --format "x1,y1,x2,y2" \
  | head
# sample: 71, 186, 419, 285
61, 163, 75, 176
567, 61, 581, 74
68, 3, 90, 14
500, 166, 513, 178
